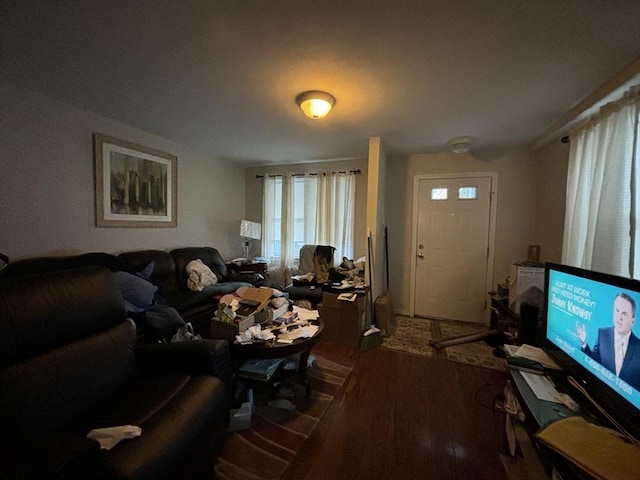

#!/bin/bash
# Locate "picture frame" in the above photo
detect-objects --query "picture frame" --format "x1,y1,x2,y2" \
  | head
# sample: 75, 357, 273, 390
94, 133, 177, 227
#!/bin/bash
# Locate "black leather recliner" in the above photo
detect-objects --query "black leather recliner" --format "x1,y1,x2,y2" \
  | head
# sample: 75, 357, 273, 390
0, 266, 231, 480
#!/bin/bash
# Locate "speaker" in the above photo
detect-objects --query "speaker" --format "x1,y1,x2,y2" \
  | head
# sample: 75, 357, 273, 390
518, 302, 539, 345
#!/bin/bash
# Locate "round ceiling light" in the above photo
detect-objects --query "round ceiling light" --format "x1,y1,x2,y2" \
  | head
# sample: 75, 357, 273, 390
296, 91, 336, 119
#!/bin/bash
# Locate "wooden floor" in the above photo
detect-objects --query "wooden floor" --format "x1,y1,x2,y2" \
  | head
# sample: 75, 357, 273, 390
282, 340, 509, 480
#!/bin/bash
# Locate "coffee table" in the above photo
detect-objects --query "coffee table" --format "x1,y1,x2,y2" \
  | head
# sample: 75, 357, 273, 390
231, 318, 324, 398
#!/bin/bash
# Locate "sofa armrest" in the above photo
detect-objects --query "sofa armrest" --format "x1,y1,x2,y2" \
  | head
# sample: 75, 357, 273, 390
135, 339, 232, 388
0, 433, 99, 480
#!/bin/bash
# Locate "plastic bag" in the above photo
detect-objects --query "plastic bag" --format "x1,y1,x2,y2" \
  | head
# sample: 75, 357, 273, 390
171, 322, 202, 342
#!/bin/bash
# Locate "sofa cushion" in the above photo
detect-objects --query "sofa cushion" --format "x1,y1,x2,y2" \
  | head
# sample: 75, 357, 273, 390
166, 282, 252, 313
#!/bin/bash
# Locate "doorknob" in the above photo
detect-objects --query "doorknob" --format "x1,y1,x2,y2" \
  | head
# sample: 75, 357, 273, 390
418, 253, 424, 259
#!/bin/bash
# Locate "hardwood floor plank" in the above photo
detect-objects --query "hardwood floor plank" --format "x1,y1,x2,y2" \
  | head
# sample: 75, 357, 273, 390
284, 341, 508, 480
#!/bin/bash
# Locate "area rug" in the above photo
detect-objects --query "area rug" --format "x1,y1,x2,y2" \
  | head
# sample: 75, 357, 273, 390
382, 315, 505, 371
213, 353, 354, 480
381, 316, 434, 357
437, 318, 506, 372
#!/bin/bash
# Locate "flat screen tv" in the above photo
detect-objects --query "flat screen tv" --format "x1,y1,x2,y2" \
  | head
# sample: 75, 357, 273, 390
543, 262, 640, 440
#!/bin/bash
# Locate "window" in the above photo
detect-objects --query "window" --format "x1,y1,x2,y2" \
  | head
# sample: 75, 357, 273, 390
562, 85, 640, 277
458, 186, 477, 200
262, 173, 355, 269
431, 187, 448, 200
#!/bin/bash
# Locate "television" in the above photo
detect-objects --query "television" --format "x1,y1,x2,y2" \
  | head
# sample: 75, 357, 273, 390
543, 262, 640, 440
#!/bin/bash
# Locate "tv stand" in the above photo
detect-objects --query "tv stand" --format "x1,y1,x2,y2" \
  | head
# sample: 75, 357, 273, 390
504, 369, 598, 479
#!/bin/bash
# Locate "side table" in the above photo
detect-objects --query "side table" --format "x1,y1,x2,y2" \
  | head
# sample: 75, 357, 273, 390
231, 319, 324, 398
226, 261, 268, 275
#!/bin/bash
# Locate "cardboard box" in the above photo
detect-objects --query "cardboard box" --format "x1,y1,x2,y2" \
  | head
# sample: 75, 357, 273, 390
317, 291, 369, 347
238, 287, 273, 314
210, 316, 255, 342
508, 261, 545, 314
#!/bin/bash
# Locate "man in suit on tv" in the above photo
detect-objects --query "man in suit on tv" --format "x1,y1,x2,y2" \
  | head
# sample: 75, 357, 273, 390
577, 292, 640, 392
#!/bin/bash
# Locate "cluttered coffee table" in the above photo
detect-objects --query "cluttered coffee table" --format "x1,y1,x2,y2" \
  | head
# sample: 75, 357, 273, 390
232, 318, 324, 399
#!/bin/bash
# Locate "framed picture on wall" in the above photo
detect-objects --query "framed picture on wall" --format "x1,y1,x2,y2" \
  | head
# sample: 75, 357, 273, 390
94, 133, 177, 227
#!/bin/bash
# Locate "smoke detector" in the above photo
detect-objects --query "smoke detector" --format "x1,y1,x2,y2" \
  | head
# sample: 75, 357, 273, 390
447, 136, 473, 154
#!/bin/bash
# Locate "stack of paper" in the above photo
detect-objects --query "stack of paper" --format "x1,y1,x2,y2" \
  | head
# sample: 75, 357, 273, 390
504, 344, 561, 371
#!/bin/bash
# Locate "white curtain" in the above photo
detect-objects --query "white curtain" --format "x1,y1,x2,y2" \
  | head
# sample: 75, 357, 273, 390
316, 173, 355, 262
261, 176, 280, 266
262, 171, 356, 273
562, 85, 640, 277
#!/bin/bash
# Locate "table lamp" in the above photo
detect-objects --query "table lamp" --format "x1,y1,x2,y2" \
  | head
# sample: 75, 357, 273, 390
240, 219, 261, 262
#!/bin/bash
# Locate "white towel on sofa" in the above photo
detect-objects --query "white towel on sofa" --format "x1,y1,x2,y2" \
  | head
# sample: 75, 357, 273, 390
186, 259, 218, 291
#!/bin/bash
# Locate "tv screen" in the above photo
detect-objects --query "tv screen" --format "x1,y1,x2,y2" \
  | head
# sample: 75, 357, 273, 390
544, 263, 640, 436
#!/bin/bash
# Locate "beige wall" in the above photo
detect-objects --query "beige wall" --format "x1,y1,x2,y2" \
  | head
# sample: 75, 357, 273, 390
386, 148, 539, 315
1, 80, 572, 307
244, 157, 369, 260
0, 81, 247, 261
533, 140, 570, 263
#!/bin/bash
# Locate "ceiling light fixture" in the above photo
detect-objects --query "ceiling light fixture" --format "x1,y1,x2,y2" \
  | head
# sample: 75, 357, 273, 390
296, 91, 336, 119
447, 136, 473, 154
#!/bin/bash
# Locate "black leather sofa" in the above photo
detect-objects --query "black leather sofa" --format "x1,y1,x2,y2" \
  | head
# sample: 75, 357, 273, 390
0, 266, 231, 480
1, 247, 263, 339
120, 247, 262, 337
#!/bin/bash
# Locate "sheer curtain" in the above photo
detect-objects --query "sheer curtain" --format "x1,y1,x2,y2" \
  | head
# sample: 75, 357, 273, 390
562, 85, 640, 277
262, 171, 356, 273
316, 173, 355, 262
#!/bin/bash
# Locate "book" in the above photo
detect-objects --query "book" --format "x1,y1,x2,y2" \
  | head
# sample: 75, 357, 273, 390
274, 310, 298, 325
237, 358, 285, 381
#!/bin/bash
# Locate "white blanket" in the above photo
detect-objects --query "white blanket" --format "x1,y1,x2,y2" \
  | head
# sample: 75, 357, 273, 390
186, 259, 218, 291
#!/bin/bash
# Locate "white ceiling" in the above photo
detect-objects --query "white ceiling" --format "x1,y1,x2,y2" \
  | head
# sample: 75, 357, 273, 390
2, 1, 640, 165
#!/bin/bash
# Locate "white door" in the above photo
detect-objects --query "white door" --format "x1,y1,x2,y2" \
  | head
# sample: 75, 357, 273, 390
412, 174, 495, 323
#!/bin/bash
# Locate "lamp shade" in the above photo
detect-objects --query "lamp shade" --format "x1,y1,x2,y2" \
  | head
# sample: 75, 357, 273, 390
240, 219, 261, 240
296, 91, 336, 119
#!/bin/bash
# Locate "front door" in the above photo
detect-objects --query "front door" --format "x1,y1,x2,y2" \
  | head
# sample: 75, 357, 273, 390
412, 174, 496, 323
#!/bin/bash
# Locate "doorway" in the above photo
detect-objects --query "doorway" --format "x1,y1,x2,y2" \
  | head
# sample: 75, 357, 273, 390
410, 173, 497, 323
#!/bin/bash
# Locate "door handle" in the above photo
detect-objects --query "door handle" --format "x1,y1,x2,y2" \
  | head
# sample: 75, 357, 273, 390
418, 253, 424, 259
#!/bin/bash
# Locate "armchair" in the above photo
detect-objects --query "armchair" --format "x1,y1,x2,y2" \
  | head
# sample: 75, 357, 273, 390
284, 244, 336, 307
0, 266, 230, 480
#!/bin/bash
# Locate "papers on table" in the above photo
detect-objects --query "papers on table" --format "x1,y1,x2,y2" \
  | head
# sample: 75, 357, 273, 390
277, 324, 319, 343
293, 306, 319, 322
521, 371, 560, 402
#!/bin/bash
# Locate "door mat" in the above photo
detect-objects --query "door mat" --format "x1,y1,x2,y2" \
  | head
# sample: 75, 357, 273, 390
382, 315, 506, 371
214, 353, 355, 480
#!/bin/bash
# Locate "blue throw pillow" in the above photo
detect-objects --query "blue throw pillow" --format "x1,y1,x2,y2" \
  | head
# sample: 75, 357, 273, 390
135, 260, 155, 280
113, 271, 158, 310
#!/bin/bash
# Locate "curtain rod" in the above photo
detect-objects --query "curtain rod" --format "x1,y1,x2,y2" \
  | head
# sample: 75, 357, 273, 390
560, 87, 640, 145
255, 169, 361, 179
